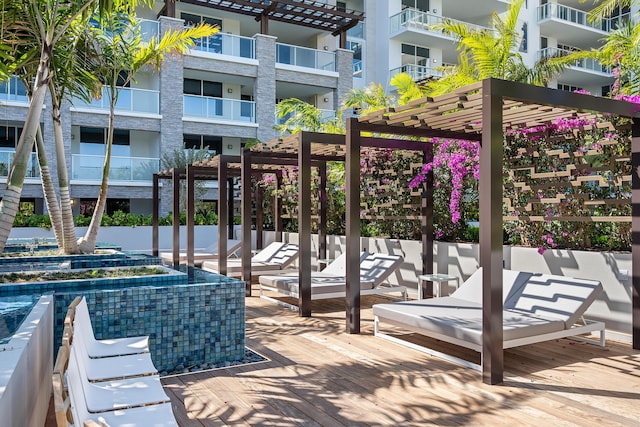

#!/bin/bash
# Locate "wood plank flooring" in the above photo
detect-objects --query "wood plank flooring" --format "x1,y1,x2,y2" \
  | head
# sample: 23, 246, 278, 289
161, 290, 640, 426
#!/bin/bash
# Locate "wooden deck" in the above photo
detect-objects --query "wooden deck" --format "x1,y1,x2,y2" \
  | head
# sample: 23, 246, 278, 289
161, 289, 640, 426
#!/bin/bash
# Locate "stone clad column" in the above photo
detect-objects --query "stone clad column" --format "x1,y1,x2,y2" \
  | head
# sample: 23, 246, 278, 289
334, 48, 354, 111
254, 34, 277, 143
158, 16, 185, 216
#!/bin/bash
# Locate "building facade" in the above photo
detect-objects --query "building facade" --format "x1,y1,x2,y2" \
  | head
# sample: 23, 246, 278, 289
0, 0, 635, 216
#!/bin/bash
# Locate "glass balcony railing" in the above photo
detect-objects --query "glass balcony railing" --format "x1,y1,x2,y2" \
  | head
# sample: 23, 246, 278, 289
276, 43, 336, 72
391, 64, 443, 81
183, 95, 256, 123
353, 60, 363, 77
536, 3, 621, 32
390, 8, 493, 35
71, 154, 159, 181
73, 87, 159, 114
191, 32, 255, 59
537, 47, 611, 74
275, 108, 336, 126
0, 76, 28, 103
0, 151, 39, 178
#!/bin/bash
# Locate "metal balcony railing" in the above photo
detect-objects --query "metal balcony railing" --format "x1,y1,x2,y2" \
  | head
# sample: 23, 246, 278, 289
191, 32, 255, 59
71, 154, 159, 181
183, 95, 256, 123
536, 3, 622, 32
73, 87, 160, 114
391, 64, 443, 81
0, 151, 39, 178
537, 47, 611, 74
276, 43, 336, 72
390, 8, 493, 35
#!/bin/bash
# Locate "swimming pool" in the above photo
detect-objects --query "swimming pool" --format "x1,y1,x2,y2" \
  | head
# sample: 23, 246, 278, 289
0, 295, 41, 344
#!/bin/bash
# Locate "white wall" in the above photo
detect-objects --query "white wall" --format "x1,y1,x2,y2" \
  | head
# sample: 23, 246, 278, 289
0, 295, 54, 427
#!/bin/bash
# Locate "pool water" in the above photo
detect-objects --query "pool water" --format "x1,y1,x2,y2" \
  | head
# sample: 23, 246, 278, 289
0, 295, 40, 344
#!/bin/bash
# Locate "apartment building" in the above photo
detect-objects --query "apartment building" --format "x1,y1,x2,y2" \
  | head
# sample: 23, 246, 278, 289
358, 0, 630, 96
0, 0, 361, 216
1, 0, 635, 217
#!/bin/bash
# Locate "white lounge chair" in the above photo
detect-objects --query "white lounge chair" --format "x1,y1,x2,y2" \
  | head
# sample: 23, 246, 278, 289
201, 241, 299, 277
160, 239, 242, 266
68, 343, 171, 413
373, 269, 606, 370
54, 346, 177, 427
75, 297, 149, 358
258, 251, 408, 310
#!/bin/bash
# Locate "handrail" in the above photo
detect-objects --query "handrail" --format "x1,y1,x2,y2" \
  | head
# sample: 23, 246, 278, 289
73, 87, 160, 114
190, 32, 255, 59
390, 8, 493, 35
71, 154, 159, 181
183, 94, 256, 123
276, 42, 336, 71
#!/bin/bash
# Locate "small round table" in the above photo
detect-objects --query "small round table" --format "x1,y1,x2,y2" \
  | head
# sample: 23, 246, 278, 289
417, 273, 459, 299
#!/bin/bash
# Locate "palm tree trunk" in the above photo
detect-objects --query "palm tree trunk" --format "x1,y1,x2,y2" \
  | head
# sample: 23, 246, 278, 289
35, 126, 64, 248
49, 87, 79, 253
0, 51, 51, 253
78, 92, 114, 253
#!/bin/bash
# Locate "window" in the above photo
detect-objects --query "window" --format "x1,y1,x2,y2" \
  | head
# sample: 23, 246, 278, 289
602, 85, 612, 97
520, 23, 527, 52
402, 0, 429, 12
183, 134, 222, 155
183, 79, 222, 97
337, 1, 346, 12
557, 83, 582, 92
79, 127, 130, 156
401, 43, 430, 67
0, 126, 22, 149
181, 13, 222, 29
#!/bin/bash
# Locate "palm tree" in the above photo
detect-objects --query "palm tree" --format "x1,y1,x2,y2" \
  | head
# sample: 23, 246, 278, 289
582, 0, 637, 24
76, 4, 217, 253
423, 0, 568, 96
0, 0, 130, 254
274, 98, 344, 137
341, 83, 394, 116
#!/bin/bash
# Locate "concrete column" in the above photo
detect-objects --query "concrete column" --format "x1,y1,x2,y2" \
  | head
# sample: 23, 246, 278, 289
158, 16, 185, 216
254, 34, 277, 143
334, 48, 354, 111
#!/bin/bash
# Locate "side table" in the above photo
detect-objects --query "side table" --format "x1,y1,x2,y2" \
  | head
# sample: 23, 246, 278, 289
417, 273, 459, 299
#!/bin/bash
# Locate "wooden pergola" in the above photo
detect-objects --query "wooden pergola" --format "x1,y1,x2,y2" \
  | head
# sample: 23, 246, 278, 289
154, 78, 640, 385
162, 0, 365, 48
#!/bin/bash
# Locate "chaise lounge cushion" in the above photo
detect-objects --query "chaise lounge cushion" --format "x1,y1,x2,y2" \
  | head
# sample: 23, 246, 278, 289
372, 297, 565, 346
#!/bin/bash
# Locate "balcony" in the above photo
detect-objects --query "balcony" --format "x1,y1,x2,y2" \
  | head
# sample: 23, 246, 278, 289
0, 76, 28, 103
183, 95, 256, 123
73, 87, 159, 115
275, 109, 336, 127
353, 60, 363, 78
390, 64, 443, 82
0, 151, 39, 178
71, 154, 159, 181
537, 3, 610, 48
191, 33, 255, 59
389, 9, 492, 63
276, 43, 336, 72
537, 47, 613, 86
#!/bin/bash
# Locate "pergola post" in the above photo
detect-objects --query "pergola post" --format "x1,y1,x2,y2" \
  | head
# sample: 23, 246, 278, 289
218, 158, 229, 276
318, 162, 328, 263
345, 118, 361, 334
227, 177, 235, 240
241, 150, 253, 295
298, 134, 312, 316
421, 145, 434, 298
479, 79, 504, 385
256, 184, 264, 250
186, 165, 195, 267
171, 168, 181, 267
152, 174, 159, 257
632, 117, 640, 349
274, 171, 284, 243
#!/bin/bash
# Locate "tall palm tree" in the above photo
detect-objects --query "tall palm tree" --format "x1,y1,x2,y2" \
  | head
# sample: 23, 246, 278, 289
598, 20, 640, 95
341, 83, 394, 116
423, 0, 568, 96
0, 0, 129, 254
274, 98, 344, 137
76, 4, 217, 253
582, 0, 637, 23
